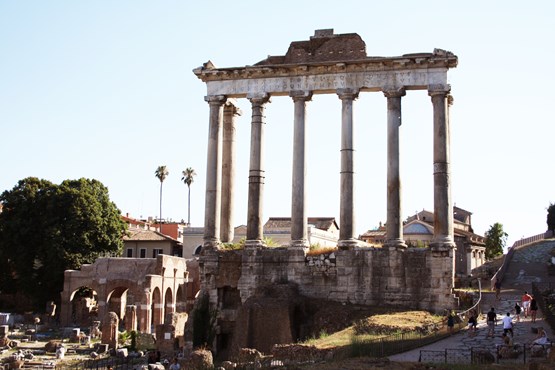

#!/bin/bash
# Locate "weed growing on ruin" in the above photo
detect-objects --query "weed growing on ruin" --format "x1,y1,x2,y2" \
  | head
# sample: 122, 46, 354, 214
306, 246, 337, 256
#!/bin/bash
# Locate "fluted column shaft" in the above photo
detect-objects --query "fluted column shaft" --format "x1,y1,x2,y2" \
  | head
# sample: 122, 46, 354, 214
203, 95, 226, 249
290, 91, 312, 248
429, 85, 455, 250
220, 100, 241, 243
337, 89, 359, 249
246, 94, 270, 247
384, 88, 407, 248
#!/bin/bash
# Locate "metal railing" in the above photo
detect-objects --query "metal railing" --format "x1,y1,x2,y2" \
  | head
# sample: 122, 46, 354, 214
348, 278, 484, 358
419, 343, 552, 365
55, 356, 146, 370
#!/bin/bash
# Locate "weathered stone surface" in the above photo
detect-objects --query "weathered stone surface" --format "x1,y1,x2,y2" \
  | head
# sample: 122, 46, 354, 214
101, 312, 118, 350
189, 349, 213, 370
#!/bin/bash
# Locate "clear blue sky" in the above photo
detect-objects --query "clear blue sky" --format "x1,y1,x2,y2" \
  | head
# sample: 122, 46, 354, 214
1, 1, 554, 247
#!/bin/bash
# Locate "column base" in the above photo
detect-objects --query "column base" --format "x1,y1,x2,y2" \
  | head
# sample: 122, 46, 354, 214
384, 238, 407, 249
430, 237, 456, 251
337, 238, 359, 250
290, 239, 309, 249
203, 238, 220, 251
245, 239, 266, 249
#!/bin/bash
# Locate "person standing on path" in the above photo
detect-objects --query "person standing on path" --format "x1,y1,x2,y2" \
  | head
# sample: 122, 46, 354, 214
530, 296, 539, 322
522, 291, 533, 318
487, 307, 497, 338
502, 312, 514, 337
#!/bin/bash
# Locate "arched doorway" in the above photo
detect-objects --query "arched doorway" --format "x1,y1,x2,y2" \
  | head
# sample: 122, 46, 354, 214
151, 287, 162, 329
69, 286, 98, 327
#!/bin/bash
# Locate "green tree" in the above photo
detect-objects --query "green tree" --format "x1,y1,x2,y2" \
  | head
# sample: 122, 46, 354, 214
181, 167, 196, 225
547, 203, 555, 233
484, 222, 508, 260
0, 177, 126, 310
154, 165, 169, 224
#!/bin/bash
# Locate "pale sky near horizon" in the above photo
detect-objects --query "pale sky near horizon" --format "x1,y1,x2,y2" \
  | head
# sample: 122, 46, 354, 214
1, 1, 554, 248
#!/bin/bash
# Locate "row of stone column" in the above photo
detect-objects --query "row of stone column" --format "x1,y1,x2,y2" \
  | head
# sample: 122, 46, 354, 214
203, 86, 455, 251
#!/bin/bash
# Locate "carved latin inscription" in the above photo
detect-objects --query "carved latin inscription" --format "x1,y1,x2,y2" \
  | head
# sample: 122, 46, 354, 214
206, 69, 448, 97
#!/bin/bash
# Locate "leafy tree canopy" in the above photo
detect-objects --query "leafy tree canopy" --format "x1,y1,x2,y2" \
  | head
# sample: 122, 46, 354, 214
484, 222, 508, 260
547, 203, 555, 233
0, 177, 126, 310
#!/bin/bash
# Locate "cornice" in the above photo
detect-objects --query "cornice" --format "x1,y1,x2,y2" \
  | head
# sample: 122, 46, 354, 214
193, 49, 458, 82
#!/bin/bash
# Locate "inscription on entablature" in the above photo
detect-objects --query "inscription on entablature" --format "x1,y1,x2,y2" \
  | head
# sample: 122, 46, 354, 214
206, 69, 448, 97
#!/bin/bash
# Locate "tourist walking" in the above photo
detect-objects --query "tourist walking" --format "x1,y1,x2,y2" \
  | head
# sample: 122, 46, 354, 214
530, 296, 538, 322
487, 307, 497, 338
446, 311, 455, 335
467, 310, 478, 337
502, 312, 514, 337
514, 302, 522, 322
522, 291, 533, 318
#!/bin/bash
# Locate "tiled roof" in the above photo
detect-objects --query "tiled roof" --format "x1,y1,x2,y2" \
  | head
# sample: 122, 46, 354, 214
124, 229, 178, 242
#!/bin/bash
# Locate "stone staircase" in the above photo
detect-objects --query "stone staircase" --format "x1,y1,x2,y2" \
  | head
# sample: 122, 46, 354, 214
502, 239, 555, 290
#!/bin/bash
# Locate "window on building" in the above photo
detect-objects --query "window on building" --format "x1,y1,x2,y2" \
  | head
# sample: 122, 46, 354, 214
140, 249, 146, 258
126, 248, 133, 258
152, 249, 163, 258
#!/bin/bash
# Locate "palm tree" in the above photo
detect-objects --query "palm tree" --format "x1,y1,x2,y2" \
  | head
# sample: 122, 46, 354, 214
154, 165, 169, 227
181, 167, 197, 225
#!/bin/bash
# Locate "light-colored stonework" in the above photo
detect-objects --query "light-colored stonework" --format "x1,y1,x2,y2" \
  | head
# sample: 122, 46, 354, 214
194, 29, 457, 251
193, 30, 460, 357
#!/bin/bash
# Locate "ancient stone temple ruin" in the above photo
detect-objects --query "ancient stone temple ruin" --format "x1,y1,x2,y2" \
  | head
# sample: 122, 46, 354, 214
193, 30, 459, 356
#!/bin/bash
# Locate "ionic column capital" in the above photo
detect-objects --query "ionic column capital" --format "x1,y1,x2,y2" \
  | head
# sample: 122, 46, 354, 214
447, 94, 454, 106
247, 93, 271, 106
204, 95, 227, 105
337, 88, 359, 101
290, 90, 313, 102
224, 98, 242, 116
382, 87, 406, 98
428, 84, 451, 97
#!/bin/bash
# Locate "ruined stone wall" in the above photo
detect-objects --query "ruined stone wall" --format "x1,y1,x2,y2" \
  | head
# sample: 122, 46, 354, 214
199, 247, 456, 357
201, 247, 456, 313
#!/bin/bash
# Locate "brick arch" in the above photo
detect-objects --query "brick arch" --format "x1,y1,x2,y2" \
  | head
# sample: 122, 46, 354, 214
61, 255, 195, 330
151, 286, 163, 328
66, 285, 98, 327
176, 284, 186, 313
164, 286, 174, 315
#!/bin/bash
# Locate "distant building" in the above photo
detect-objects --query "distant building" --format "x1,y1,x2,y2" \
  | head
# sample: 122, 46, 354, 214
182, 217, 340, 256
123, 228, 183, 258
360, 206, 486, 277
122, 214, 183, 258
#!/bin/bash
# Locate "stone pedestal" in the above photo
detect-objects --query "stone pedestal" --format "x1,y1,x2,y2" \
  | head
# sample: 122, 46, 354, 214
101, 312, 119, 350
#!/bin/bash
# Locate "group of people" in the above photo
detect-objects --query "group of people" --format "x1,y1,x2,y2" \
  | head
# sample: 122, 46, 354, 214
486, 290, 539, 338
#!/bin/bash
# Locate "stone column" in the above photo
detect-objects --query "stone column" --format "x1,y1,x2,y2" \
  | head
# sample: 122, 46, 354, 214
124, 305, 137, 332
290, 91, 312, 248
139, 288, 151, 333
245, 93, 270, 247
220, 100, 241, 243
428, 85, 455, 250
383, 87, 407, 248
337, 88, 359, 249
203, 95, 226, 249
